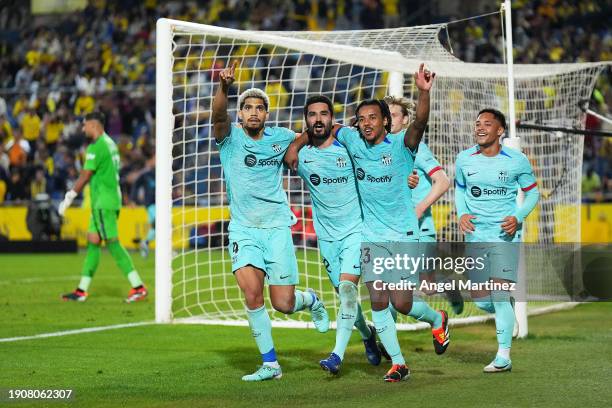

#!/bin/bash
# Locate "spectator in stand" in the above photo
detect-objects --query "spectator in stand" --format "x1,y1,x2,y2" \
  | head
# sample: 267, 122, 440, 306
20, 106, 41, 153
6, 130, 29, 169
582, 167, 602, 202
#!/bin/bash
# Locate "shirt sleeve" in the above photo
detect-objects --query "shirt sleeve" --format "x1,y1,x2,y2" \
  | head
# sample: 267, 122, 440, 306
513, 154, 539, 222
454, 153, 466, 189
334, 126, 358, 148
216, 124, 236, 150
83, 144, 98, 172
278, 126, 297, 144
415, 143, 443, 177
455, 183, 469, 219
517, 154, 537, 192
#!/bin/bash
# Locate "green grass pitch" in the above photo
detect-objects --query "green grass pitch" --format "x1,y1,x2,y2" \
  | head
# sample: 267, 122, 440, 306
1, 252, 611, 407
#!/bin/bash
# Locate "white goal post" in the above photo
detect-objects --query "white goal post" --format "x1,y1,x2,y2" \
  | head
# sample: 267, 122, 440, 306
155, 18, 609, 331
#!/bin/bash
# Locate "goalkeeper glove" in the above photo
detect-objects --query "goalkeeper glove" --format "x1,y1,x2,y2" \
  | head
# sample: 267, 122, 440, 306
58, 190, 77, 216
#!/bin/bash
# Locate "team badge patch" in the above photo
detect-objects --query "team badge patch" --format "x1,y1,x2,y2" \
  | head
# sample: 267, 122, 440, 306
336, 157, 347, 168
381, 154, 392, 166
272, 144, 282, 153
498, 170, 509, 182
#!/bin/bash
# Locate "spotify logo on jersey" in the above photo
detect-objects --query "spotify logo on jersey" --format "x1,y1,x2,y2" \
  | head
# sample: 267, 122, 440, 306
356, 168, 365, 180
244, 154, 257, 167
310, 174, 321, 186
471, 186, 482, 197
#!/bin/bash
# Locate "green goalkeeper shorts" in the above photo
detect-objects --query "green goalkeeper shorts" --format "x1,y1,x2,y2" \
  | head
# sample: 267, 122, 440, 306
88, 209, 120, 241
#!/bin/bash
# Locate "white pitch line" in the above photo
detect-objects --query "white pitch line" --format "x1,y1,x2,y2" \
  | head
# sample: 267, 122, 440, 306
0, 276, 121, 285
0, 276, 82, 285
0, 321, 154, 343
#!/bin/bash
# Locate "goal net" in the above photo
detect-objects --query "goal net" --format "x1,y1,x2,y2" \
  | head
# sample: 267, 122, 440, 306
155, 18, 608, 329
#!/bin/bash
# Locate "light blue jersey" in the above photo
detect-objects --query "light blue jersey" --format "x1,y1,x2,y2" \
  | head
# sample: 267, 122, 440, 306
297, 140, 362, 241
455, 144, 538, 242
217, 124, 297, 229
336, 127, 419, 242
412, 142, 443, 239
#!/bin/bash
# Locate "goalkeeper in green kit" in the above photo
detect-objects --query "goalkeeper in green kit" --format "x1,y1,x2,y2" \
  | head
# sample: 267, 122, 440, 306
59, 112, 147, 303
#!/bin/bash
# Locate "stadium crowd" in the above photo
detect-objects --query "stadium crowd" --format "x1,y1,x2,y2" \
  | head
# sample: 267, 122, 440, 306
0, 0, 609, 204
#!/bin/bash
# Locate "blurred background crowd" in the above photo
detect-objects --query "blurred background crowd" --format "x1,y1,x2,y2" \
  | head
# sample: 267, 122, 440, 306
0, 0, 609, 205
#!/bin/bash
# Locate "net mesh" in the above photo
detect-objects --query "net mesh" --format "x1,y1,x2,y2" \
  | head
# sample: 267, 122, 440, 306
164, 21, 607, 325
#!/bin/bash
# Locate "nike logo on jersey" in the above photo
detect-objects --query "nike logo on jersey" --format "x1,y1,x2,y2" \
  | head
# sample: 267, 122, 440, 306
353, 264, 360, 269
304, 160, 315, 163
353, 154, 363, 159
280, 274, 290, 279
467, 171, 478, 176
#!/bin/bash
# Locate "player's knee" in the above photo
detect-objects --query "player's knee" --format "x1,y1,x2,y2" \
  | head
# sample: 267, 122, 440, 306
392, 301, 411, 315
370, 301, 388, 311
243, 292, 264, 309
271, 298, 294, 314
338, 281, 358, 309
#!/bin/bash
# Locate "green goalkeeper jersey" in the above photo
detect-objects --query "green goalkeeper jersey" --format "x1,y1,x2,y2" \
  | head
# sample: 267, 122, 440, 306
83, 133, 122, 210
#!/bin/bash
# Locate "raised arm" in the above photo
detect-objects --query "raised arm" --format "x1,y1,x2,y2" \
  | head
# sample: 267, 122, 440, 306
404, 63, 435, 151
212, 61, 237, 143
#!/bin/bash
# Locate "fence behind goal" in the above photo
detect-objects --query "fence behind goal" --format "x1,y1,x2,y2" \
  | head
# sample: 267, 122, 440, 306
155, 18, 608, 329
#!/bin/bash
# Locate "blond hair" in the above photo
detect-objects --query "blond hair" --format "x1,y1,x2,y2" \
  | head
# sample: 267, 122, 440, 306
383, 95, 416, 123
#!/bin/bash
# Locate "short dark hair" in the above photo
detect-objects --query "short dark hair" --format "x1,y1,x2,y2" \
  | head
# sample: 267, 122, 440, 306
84, 111, 106, 126
303, 95, 334, 120
477, 108, 506, 130
355, 99, 392, 133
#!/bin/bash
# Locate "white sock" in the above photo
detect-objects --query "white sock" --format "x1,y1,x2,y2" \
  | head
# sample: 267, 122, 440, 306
78, 276, 92, 291
263, 361, 280, 369
127, 271, 143, 287
497, 347, 511, 360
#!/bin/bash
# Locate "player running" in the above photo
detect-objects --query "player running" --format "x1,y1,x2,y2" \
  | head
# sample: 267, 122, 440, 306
213, 61, 329, 382
455, 109, 539, 373
385, 95, 463, 315
59, 112, 148, 303
286, 64, 449, 382
293, 95, 382, 375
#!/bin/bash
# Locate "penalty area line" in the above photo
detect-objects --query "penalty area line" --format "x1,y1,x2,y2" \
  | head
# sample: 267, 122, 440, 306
0, 321, 155, 343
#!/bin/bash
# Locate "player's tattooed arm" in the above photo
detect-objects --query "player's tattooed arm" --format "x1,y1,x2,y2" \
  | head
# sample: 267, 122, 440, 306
404, 63, 435, 151
212, 61, 237, 143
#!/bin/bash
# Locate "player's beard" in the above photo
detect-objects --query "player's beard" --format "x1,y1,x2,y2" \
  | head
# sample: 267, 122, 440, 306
307, 121, 332, 142
243, 120, 264, 136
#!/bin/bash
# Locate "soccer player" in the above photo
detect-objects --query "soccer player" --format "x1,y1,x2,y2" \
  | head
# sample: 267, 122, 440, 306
455, 109, 539, 373
385, 95, 463, 315
130, 156, 155, 258
213, 61, 329, 382
59, 112, 147, 303
295, 95, 381, 375
287, 64, 449, 382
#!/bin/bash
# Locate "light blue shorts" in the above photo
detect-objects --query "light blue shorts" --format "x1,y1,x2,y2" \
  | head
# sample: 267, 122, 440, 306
466, 242, 519, 283
228, 225, 298, 286
318, 232, 362, 288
